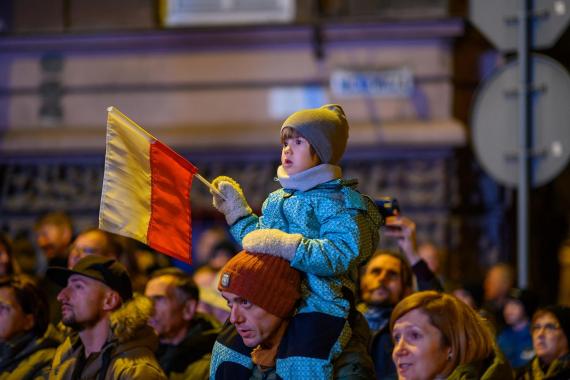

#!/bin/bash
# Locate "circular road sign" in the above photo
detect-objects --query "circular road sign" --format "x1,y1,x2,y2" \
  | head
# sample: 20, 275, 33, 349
470, 0, 570, 51
471, 54, 570, 188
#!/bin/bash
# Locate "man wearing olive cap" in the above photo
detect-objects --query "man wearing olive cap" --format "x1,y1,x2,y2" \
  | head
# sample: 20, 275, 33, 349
46, 255, 166, 380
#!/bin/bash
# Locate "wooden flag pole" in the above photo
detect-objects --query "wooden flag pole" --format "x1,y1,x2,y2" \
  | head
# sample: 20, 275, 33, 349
195, 173, 226, 201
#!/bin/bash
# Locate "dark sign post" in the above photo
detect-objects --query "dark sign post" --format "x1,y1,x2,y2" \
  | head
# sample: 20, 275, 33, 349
518, 0, 531, 289
470, 0, 570, 287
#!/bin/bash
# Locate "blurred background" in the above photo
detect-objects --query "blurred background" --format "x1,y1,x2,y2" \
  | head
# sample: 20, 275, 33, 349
0, 0, 569, 304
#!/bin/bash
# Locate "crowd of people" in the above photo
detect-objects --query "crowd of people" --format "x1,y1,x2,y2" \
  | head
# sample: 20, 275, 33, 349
0, 103, 568, 379
1, 213, 568, 379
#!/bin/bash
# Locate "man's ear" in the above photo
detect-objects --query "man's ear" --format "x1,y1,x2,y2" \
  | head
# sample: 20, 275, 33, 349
182, 299, 198, 321
102, 290, 122, 311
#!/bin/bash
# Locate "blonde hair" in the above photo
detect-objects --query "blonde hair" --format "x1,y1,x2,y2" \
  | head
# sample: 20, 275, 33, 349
390, 291, 495, 375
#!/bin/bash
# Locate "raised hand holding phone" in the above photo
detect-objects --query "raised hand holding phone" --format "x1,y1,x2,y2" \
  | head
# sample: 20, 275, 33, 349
384, 215, 420, 266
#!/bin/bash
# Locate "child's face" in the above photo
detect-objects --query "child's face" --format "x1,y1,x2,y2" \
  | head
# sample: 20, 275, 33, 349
504, 299, 527, 326
281, 136, 319, 175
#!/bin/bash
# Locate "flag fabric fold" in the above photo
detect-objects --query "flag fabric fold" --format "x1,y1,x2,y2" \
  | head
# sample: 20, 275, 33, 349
99, 107, 197, 263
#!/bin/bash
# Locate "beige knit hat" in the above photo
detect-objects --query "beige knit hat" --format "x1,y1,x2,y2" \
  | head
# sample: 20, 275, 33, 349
280, 104, 349, 165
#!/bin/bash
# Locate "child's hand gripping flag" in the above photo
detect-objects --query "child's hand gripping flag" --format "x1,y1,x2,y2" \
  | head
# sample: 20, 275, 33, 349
99, 106, 207, 263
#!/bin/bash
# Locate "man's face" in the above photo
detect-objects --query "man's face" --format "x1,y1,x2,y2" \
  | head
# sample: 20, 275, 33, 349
221, 290, 284, 348
484, 266, 512, 302
56, 274, 108, 330
361, 254, 404, 307
0, 287, 33, 341
68, 231, 109, 269
36, 224, 71, 260
532, 312, 569, 364
145, 276, 189, 342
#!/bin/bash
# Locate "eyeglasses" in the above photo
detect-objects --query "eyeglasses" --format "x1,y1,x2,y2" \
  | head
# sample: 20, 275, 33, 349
531, 323, 561, 333
69, 245, 101, 256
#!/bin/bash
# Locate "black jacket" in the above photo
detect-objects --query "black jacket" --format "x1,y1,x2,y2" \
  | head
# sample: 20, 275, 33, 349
0, 327, 61, 380
156, 313, 219, 377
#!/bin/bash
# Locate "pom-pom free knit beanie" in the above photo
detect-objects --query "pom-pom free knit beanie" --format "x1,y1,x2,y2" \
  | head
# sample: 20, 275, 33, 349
281, 104, 349, 165
218, 250, 301, 318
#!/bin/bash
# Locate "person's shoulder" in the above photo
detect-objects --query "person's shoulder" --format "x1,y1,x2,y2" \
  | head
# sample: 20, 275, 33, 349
114, 362, 167, 380
111, 346, 166, 379
2, 343, 58, 380
170, 354, 211, 380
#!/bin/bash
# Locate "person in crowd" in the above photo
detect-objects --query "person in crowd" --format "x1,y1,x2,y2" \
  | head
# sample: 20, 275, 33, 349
210, 104, 381, 378
193, 265, 218, 289
0, 274, 61, 379
391, 290, 513, 380
212, 250, 375, 379
193, 265, 231, 324
119, 239, 171, 293
35, 211, 74, 325
145, 267, 219, 379
10, 234, 36, 276
482, 262, 515, 331
417, 241, 449, 290
46, 255, 166, 379
452, 283, 484, 311
358, 216, 442, 379
207, 240, 238, 271
194, 225, 231, 268
67, 228, 121, 268
34, 211, 74, 269
497, 288, 538, 369
516, 305, 570, 379
0, 232, 19, 276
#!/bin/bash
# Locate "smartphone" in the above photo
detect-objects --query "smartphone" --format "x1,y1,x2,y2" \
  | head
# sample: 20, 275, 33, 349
375, 197, 400, 227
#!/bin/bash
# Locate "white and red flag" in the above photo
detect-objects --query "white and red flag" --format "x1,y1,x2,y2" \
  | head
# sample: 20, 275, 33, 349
99, 107, 198, 263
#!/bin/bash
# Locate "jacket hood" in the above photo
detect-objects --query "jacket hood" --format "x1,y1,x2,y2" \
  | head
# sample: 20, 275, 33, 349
109, 293, 154, 345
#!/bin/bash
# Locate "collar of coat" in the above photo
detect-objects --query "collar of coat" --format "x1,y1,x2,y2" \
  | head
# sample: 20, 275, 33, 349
64, 294, 156, 356
276, 163, 342, 191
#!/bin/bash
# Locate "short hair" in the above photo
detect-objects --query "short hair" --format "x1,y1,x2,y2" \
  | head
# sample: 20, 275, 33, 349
364, 250, 414, 293
76, 228, 122, 258
390, 291, 495, 376
34, 211, 73, 231
531, 306, 570, 342
0, 275, 49, 337
149, 267, 199, 303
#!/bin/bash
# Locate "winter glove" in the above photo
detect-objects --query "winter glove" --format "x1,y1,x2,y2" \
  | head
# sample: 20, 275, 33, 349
242, 229, 302, 261
211, 176, 252, 225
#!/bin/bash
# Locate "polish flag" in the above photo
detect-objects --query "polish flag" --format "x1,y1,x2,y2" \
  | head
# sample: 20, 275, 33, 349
99, 107, 197, 263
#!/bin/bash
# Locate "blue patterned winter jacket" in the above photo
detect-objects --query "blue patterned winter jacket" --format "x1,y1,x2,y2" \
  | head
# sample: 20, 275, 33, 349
230, 178, 381, 318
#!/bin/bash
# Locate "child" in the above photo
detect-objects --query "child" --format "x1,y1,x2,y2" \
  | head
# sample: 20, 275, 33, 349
210, 104, 381, 379
497, 288, 537, 369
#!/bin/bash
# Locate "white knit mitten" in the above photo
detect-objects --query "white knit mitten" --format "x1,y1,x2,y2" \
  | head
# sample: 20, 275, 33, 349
242, 229, 302, 261
211, 176, 252, 225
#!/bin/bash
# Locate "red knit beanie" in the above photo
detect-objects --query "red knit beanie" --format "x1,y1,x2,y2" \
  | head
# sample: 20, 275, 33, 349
218, 250, 301, 318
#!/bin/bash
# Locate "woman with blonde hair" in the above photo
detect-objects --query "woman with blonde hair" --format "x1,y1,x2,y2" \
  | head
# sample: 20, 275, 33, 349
390, 290, 513, 379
